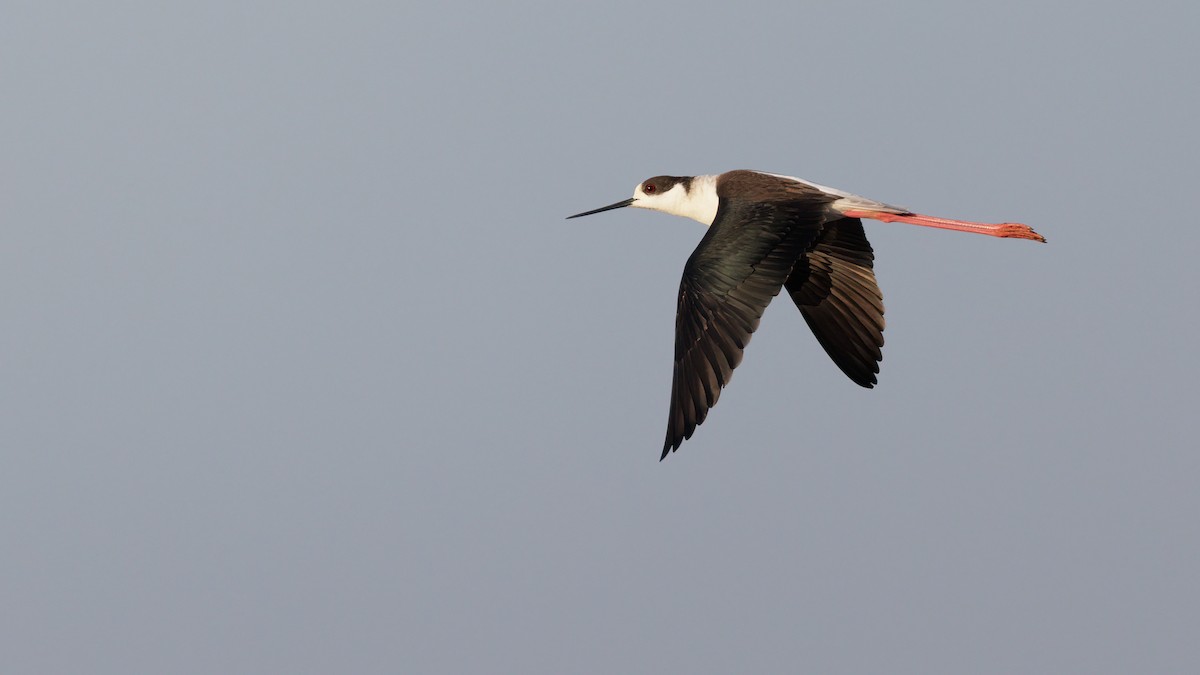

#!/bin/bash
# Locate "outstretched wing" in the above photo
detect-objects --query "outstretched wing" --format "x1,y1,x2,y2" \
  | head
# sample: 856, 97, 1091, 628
784, 217, 885, 387
664, 184, 831, 459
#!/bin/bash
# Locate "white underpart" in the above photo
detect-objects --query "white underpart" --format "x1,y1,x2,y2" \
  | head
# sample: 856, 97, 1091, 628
761, 171, 910, 215
630, 174, 720, 226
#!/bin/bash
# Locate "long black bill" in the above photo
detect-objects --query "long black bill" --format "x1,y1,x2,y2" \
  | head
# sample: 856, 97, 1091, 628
566, 198, 635, 219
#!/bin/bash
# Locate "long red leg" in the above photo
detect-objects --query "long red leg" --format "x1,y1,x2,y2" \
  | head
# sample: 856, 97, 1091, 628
841, 209, 1046, 243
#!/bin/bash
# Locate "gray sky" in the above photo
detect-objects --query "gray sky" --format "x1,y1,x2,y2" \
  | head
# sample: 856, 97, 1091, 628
3, 1, 1198, 673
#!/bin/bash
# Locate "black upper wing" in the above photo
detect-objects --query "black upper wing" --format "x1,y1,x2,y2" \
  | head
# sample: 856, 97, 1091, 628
784, 217, 885, 387
663, 193, 829, 459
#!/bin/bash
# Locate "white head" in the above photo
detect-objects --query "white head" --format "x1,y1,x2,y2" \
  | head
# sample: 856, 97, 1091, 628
567, 174, 719, 226
631, 175, 693, 215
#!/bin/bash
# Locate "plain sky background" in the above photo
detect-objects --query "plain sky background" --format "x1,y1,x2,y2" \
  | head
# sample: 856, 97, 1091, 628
3, 1, 1198, 673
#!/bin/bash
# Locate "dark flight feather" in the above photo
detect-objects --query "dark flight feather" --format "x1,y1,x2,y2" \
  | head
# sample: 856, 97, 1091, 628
784, 218, 885, 388
663, 172, 834, 458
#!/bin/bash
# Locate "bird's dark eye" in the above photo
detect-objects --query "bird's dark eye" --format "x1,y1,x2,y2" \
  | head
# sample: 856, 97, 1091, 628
644, 183, 657, 194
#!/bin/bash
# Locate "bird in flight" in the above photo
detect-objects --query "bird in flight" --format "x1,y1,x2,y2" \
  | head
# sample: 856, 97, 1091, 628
568, 170, 1045, 459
